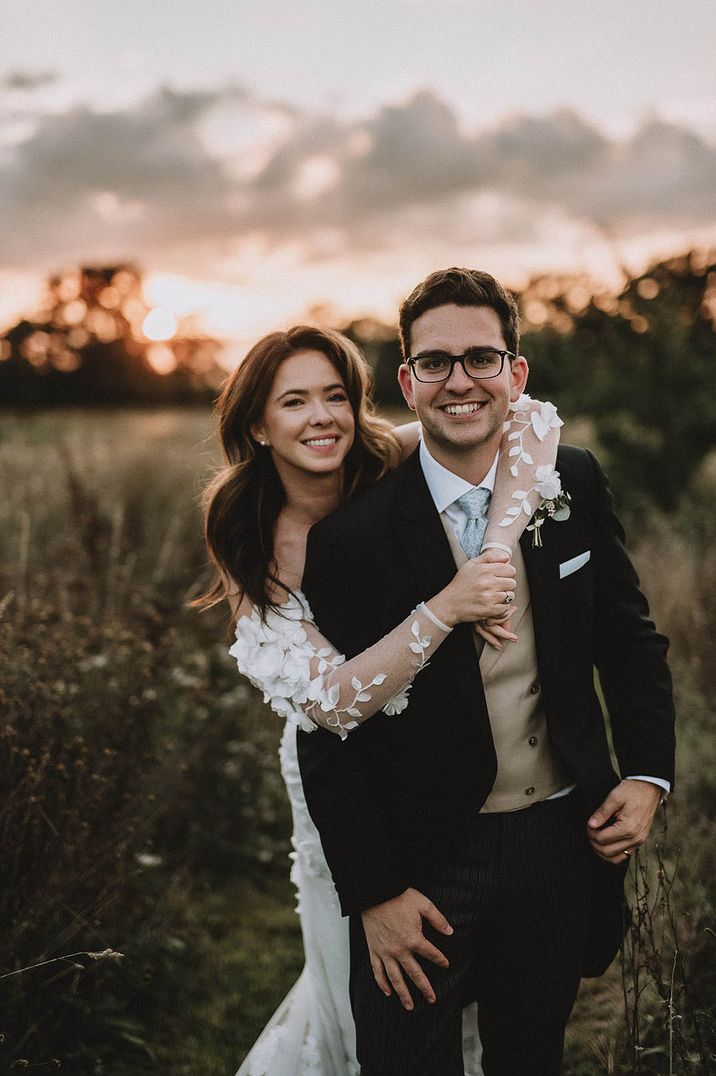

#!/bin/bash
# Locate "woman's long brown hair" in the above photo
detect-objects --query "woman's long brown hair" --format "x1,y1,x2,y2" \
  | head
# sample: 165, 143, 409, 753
193, 326, 401, 622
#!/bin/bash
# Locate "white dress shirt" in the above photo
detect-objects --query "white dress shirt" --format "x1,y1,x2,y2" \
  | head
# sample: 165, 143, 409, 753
419, 438, 498, 547
418, 437, 670, 799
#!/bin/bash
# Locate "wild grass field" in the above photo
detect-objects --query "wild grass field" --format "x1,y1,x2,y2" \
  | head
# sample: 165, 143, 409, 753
1, 408, 714, 1074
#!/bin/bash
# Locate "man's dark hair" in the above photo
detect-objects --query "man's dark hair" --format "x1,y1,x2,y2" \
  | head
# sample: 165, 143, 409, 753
399, 267, 520, 360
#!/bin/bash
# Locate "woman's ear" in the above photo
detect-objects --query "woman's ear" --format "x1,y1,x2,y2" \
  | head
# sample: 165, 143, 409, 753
250, 423, 269, 446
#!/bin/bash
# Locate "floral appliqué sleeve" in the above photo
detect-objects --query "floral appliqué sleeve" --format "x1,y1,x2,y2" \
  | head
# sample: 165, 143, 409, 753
482, 394, 564, 553
230, 593, 446, 740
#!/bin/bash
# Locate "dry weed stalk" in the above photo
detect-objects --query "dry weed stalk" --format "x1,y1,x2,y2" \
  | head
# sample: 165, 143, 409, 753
621, 805, 713, 1074
0, 949, 124, 981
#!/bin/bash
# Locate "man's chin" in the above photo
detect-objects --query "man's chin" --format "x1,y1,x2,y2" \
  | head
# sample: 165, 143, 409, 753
428, 421, 503, 454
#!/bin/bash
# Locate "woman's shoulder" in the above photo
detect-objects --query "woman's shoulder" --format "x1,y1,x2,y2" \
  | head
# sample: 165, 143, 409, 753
233, 589, 314, 631
229, 591, 319, 736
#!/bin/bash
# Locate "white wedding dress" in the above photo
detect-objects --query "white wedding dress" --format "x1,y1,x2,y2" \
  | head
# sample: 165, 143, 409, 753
235, 720, 360, 1076
232, 396, 563, 1075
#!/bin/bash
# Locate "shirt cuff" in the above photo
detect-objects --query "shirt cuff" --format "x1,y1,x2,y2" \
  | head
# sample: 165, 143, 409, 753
626, 775, 671, 798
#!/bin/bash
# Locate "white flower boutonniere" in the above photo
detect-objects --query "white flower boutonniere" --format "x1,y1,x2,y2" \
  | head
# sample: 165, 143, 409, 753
526, 466, 571, 548
498, 462, 571, 548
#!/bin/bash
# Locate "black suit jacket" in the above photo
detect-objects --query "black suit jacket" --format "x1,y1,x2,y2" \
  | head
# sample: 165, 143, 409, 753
297, 445, 675, 970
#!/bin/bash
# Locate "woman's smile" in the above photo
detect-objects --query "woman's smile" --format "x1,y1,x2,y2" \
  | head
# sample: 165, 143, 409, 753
301, 434, 342, 450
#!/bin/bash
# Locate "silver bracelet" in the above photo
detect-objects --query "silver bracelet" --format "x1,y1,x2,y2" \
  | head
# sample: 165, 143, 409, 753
417, 601, 453, 634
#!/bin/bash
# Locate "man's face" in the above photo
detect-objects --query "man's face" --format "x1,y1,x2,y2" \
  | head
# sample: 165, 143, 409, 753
398, 303, 528, 462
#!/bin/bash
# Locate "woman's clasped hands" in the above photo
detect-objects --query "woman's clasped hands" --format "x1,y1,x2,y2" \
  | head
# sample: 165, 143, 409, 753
427, 549, 517, 650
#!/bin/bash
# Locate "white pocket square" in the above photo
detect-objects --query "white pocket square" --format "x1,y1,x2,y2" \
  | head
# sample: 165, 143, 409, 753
559, 551, 591, 579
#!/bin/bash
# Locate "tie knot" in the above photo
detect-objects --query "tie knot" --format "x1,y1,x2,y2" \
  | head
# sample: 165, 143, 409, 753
457, 487, 491, 521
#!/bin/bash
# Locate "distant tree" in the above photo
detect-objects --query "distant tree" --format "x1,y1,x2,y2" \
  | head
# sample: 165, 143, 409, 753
0, 265, 225, 407
346, 252, 716, 516
342, 317, 406, 411
522, 252, 716, 514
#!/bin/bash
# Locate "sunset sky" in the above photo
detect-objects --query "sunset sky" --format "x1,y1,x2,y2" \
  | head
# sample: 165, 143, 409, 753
3, 0, 715, 352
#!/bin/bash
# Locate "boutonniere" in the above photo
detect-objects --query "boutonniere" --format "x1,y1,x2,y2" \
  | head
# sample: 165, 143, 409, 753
498, 464, 571, 549
526, 466, 571, 548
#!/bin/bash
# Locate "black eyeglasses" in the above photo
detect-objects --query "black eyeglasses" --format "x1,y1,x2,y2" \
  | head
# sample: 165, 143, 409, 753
407, 348, 514, 383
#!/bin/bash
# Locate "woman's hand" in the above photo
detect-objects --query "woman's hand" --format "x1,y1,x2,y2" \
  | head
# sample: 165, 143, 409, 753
429, 549, 517, 628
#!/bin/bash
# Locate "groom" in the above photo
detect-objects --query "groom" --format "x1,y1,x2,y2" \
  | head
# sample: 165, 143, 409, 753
298, 268, 675, 1075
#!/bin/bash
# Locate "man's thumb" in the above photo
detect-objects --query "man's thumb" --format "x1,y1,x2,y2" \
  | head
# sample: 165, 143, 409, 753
479, 548, 510, 563
422, 899, 453, 935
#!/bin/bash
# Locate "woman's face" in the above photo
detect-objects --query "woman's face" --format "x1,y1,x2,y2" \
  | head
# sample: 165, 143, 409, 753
252, 350, 356, 481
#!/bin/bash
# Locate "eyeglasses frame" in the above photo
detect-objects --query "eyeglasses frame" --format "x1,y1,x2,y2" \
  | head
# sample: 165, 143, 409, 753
406, 348, 516, 383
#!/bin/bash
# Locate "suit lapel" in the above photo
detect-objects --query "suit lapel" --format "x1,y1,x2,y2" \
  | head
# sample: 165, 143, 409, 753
393, 451, 488, 724
479, 543, 532, 679
519, 527, 561, 679
394, 450, 459, 601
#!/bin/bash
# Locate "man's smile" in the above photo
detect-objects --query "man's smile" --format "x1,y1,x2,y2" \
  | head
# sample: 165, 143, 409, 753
439, 402, 487, 416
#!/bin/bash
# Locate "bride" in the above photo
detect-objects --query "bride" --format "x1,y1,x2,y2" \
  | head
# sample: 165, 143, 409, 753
195, 325, 561, 1075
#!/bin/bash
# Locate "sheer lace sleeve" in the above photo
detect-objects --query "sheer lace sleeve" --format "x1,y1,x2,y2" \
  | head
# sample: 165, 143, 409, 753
482, 394, 563, 553
229, 593, 450, 740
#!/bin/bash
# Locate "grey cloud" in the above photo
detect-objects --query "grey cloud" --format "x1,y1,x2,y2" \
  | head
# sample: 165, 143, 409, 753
244, 93, 715, 239
578, 118, 716, 220
1, 84, 714, 271
2, 70, 59, 92
1, 85, 261, 263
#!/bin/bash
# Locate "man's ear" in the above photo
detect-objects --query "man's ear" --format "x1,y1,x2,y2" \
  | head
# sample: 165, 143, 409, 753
397, 364, 416, 411
509, 355, 529, 402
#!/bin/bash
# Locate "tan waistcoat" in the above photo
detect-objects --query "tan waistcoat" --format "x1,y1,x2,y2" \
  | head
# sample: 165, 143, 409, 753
441, 517, 572, 813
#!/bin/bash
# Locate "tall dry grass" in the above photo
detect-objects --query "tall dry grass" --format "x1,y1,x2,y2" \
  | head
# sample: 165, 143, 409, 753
0, 410, 295, 1073
565, 509, 716, 1074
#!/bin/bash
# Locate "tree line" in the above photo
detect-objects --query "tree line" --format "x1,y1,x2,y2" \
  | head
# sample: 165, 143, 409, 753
2, 252, 714, 515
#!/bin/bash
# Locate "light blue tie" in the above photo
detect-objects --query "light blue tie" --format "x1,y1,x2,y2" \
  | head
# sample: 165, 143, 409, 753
457, 487, 491, 559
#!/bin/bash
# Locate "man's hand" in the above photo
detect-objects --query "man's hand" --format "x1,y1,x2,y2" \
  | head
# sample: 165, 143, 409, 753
587, 779, 663, 863
475, 613, 518, 651
361, 887, 453, 1011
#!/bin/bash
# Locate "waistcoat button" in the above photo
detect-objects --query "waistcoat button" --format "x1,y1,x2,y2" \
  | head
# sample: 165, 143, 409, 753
529, 682, 539, 695
528, 736, 538, 746
525, 786, 536, 796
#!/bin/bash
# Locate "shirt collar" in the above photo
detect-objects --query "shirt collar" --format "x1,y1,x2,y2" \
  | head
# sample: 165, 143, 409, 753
419, 437, 498, 514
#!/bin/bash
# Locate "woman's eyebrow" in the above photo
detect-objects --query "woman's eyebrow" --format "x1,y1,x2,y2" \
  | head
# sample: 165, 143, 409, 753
276, 382, 345, 401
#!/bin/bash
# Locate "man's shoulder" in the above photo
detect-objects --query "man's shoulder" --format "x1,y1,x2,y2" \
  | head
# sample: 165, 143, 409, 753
556, 443, 602, 489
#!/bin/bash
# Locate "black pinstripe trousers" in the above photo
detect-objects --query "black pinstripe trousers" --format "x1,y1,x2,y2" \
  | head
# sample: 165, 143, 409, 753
349, 791, 596, 1076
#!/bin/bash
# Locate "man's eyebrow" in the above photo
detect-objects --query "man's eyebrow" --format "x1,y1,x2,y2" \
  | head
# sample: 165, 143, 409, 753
276, 383, 345, 400
413, 346, 494, 357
